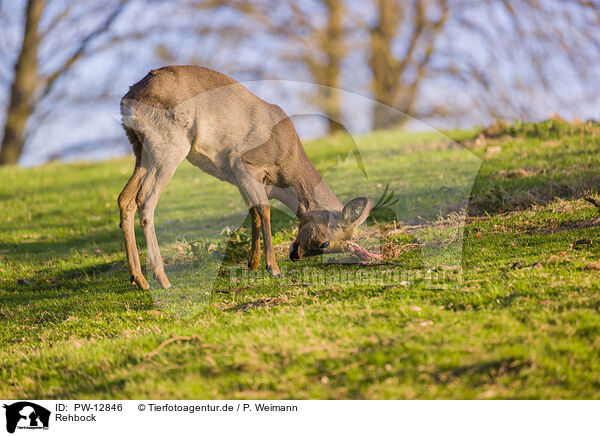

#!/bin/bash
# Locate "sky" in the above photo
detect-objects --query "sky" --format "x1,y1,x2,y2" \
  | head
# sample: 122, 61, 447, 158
0, 0, 598, 166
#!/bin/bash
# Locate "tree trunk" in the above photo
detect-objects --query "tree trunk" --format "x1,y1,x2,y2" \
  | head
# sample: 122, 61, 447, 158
0, 0, 44, 165
372, 104, 408, 131
369, 0, 403, 130
320, 0, 345, 134
368, 0, 448, 130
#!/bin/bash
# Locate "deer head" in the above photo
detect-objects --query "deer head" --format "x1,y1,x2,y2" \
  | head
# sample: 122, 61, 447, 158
289, 197, 374, 261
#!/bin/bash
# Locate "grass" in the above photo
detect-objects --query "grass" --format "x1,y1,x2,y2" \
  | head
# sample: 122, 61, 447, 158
1, 120, 600, 399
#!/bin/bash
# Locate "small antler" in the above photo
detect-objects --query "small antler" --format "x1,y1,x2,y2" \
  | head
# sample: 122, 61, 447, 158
584, 195, 600, 211
373, 183, 399, 211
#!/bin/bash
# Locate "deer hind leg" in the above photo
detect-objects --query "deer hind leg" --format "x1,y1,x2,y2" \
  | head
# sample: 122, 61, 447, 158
136, 167, 176, 289
118, 164, 149, 290
136, 135, 189, 289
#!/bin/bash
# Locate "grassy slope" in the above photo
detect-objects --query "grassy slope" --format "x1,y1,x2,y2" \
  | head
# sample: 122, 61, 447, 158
1, 124, 599, 399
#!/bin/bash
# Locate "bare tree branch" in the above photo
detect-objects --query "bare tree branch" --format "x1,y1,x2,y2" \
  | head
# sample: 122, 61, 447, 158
34, 0, 130, 105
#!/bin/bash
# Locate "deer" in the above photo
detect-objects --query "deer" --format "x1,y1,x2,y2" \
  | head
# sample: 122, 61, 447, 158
118, 65, 374, 290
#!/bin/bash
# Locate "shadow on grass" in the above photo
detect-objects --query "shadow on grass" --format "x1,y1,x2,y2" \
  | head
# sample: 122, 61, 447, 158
433, 357, 533, 383
468, 153, 600, 216
309, 336, 534, 398
2, 207, 296, 263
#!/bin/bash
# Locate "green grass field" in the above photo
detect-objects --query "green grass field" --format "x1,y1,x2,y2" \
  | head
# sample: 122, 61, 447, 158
1, 120, 600, 399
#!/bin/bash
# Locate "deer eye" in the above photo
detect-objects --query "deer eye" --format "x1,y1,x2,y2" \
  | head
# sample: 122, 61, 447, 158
320, 241, 330, 249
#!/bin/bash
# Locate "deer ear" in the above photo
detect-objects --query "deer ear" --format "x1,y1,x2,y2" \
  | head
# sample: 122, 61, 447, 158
342, 197, 373, 229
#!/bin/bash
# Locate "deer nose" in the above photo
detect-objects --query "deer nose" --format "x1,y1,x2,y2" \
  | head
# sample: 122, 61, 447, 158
289, 242, 300, 261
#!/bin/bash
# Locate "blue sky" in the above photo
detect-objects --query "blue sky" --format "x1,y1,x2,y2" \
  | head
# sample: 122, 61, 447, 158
0, 0, 598, 166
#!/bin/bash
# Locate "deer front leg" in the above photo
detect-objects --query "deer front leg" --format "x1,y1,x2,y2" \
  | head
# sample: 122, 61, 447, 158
255, 204, 280, 276
233, 159, 280, 276
248, 206, 262, 271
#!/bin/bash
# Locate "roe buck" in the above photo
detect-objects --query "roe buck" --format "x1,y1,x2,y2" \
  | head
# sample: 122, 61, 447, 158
119, 65, 373, 290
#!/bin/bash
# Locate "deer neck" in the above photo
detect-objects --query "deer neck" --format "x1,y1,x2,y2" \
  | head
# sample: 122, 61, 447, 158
274, 153, 343, 217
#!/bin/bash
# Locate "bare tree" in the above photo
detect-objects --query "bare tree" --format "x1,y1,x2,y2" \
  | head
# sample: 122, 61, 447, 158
4, 0, 598, 165
0, 0, 44, 165
0, 0, 133, 165
453, 0, 600, 123
364, 0, 600, 130
153, 0, 273, 78
367, 0, 449, 130
184, 0, 349, 133
285, 0, 348, 133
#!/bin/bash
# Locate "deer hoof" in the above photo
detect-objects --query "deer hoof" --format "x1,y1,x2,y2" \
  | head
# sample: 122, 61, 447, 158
133, 275, 150, 291
155, 274, 171, 289
266, 265, 281, 277
248, 255, 261, 271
